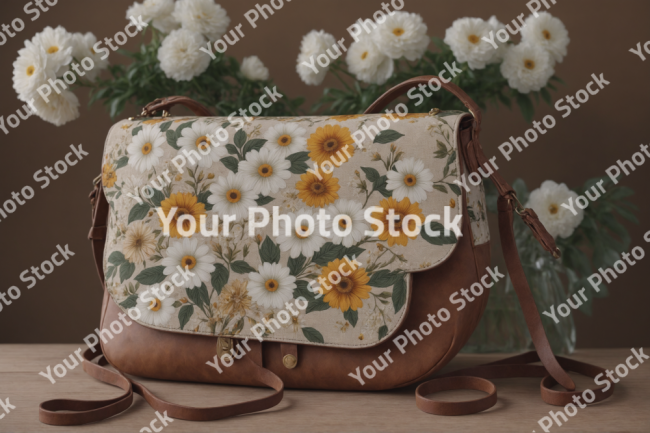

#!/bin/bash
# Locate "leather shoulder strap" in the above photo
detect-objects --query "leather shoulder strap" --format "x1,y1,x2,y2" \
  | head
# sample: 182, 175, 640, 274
366, 76, 614, 414
40, 100, 284, 426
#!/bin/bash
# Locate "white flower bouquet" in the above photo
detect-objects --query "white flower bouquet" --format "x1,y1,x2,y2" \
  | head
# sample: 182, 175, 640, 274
12, 0, 302, 126
299, 11, 569, 122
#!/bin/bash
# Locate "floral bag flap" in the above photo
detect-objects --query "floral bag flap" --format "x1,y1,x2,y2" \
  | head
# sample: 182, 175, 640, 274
101, 111, 489, 348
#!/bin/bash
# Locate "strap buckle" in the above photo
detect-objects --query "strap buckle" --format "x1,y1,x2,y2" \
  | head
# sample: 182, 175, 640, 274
507, 194, 526, 216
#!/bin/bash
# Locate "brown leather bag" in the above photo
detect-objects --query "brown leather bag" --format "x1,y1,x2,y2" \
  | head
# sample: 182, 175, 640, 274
39, 77, 614, 425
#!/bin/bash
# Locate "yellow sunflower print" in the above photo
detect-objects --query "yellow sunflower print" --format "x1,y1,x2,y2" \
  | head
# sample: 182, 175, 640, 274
295, 171, 340, 208
307, 124, 355, 165
102, 163, 117, 188
320, 259, 371, 312
371, 197, 425, 247
158, 192, 206, 238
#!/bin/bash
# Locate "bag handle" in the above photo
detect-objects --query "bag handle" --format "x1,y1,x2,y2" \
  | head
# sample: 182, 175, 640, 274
366, 76, 615, 413
137, 96, 213, 118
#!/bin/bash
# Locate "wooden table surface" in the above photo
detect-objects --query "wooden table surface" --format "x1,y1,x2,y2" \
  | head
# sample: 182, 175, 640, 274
0, 345, 648, 432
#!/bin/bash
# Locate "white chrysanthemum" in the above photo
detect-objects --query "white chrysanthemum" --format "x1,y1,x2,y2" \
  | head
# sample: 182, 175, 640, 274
162, 237, 216, 288
526, 180, 584, 239
177, 121, 227, 168
13, 40, 54, 98
386, 157, 434, 203
127, 0, 179, 33
371, 12, 429, 61
248, 263, 296, 309
27, 89, 79, 127
277, 209, 326, 258
208, 171, 257, 221
241, 56, 269, 81
346, 26, 394, 85
296, 30, 336, 86
31, 26, 73, 75
157, 29, 211, 81
238, 147, 292, 196
70, 32, 109, 80
326, 199, 369, 247
444, 17, 503, 70
500, 43, 554, 93
136, 295, 176, 326
487, 16, 508, 62
173, 0, 230, 41
521, 12, 569, 64
263, 123, 307, 158
127, 124, 166, 172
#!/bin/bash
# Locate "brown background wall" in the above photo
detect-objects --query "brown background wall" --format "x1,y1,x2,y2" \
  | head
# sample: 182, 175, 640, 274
0, 0, 648, 348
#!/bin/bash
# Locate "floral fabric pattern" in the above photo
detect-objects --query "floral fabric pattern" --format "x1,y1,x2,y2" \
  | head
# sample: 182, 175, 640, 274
101, 112, 484, 347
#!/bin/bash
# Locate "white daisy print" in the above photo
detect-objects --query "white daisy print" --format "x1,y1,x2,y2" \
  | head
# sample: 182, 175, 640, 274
127, 124, 166, 173
263, 123, 307, 158
177, 121, 227, 168
386, 157, 434, 203
238, 147, 292, 196
136, 295, 176, 327
162, 237, 216, 288
208, 171, 257, 221
276, 208, 326, 259
248, 263, 296, 309
327, 199, 369, 247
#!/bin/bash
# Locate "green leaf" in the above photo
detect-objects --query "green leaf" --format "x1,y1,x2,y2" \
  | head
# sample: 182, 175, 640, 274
172, 301, 182, 308
421, 222, 458, 245
178, 305, 194, 330
540, 88, 553, 106
187, 283, 210, 309
231, 260, 257, 274
211, 263, 229, 295
220, 156, 240, 173
287, 151, 310, 174
175, 121, 196, 141
159, 121, 172, 132
197, 190, 213, 211
301, 327, 324, 343
433, 184, 447, 193
361, 166, 380, 183
288, 254, 306, 276
134, 265, 166, 285
166, 129, 179, 150
342, 246, 365, 260
311, 242, 346, 266
306, 299, 330, 314
343, 309, 358, 327
120, 262, 136, 283
128, 202, 150, 223
131, 125, 143, 136
378, 325, 388, 340
293, 279, 316, 301
392, 277, 407, 313
108, 251, 127, 266
368, 270, 401, 288
119, 294, 138, 309
115, 156, 129, 169
150, 188, 165, 207
373, 130, 404, 144
515, 93, 534, 123
234, 129, 247, 148
225, 143, 239, 155
242, 138, 266, 157
448, 183, 462, 195
373, 175, 391, 197
260, 236, 281, 264
256, 195, 274, 206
